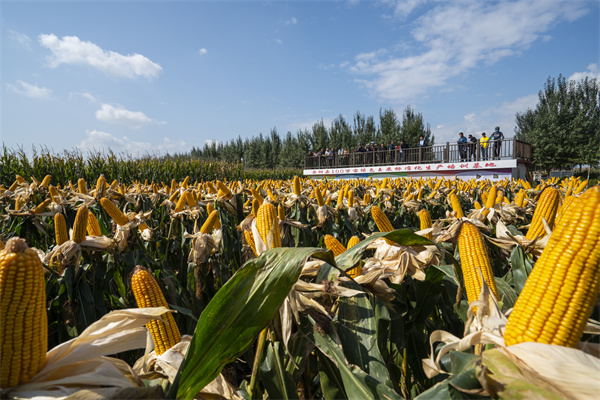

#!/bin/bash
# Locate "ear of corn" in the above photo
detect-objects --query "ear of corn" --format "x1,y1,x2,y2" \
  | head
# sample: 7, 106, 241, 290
200, 210, 220, 234
32, 198, 51, 214
72, 205, 89, 243
525, 187, 561, 240
174, 192, 188, 213
418, 209, 433, 240
324, 235, 346, 257
346, 236, 360, 249
371, 205, 395, 246
256, 203, 281, 249
449, 193, 464, 218
86, 210, 102, 237
277, 204, 286, 221
0, 237, 48, 387
504, 186, 600, 347
315, 187, 325, 207
206, 203, 222, 229
131, 266, 181, 355
457, 222, 499, 312
293, 176, 301, 196
100, 198, 130, 226
251, 188, 264, 205
244, 230, 258, 256
485, 186, 497, 208
54, 213, 69, 246
40, 175, 51, 189
77, 178, 88, 195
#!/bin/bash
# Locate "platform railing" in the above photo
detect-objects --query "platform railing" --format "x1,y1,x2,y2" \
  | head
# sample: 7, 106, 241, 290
304, 138, 531, 169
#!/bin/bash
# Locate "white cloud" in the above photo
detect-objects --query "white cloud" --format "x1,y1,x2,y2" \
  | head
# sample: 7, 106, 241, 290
95, 104, 164, 128
347, 0, 589, 103
69, 92, 97, 102
39, 34, 162, 79
569, 63, 600, 82
275, 39, 284, 45
9, 30, 32, 50
77, 130, 186, 154
284, 17, 297, 25
6, 80, 52, 99
199, 48, 208, 56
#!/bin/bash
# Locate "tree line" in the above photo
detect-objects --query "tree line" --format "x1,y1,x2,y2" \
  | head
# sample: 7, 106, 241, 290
186, 106, 434, 170
516, 75, 600, 171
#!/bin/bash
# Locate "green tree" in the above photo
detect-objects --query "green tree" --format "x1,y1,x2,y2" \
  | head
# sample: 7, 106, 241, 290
400, 106, 434, 147
378, 108, 401, 145
516, 75, 600, 170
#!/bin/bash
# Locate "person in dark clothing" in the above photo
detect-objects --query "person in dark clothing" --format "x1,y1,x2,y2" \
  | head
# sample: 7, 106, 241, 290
457, 132, 468, 162
389, 140, 396, 163
398, 140, 408, 162
491, 126, 504, 159
468, 134, 477, 161
357, 143, 365, 165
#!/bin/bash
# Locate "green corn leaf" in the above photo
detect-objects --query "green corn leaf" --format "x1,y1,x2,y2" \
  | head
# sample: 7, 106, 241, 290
171, 247, 332, 400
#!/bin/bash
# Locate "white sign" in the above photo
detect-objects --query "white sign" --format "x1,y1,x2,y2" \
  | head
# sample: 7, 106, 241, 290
304, 159, 517, 176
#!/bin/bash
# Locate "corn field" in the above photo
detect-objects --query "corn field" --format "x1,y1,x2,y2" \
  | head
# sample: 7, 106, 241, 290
0, 167, 598, 399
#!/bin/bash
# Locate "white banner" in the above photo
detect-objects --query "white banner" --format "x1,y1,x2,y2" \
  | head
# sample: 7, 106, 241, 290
304, 159, 517, 176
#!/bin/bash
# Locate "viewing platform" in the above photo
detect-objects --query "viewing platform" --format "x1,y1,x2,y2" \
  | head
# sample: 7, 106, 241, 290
303, 138, 532, 181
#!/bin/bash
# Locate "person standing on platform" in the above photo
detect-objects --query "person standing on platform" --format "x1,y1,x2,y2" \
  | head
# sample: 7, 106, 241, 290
389, 140, 396, 163
398, 140, 408, 163
491, 126, 504, 159
480, 133, 490, 160
457, 132, 467, 162
468, 134, 477, 161
418, 136, 427, 162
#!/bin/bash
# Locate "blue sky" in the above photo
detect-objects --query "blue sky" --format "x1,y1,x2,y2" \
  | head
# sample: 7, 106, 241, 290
2, 0, 598, 156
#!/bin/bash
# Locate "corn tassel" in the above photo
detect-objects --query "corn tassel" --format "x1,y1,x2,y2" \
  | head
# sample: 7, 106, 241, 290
504, 186, 600, 347
525, 187, 561, 240
457, 222, 499, 312
131, 266, 181, 355
0, 237, 48, 387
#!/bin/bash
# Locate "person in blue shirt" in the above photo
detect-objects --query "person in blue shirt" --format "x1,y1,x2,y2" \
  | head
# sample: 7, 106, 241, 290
457, 132, 468, 162
491, 126, 505, 159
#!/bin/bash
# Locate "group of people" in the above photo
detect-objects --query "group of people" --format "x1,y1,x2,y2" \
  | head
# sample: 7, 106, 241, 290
457, 127, 504, 162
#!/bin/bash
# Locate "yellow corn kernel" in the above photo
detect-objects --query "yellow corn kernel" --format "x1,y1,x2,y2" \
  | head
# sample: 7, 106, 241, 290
0, 237, 48, 387
131, 266, 181, 355
278, 204, 286, 221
